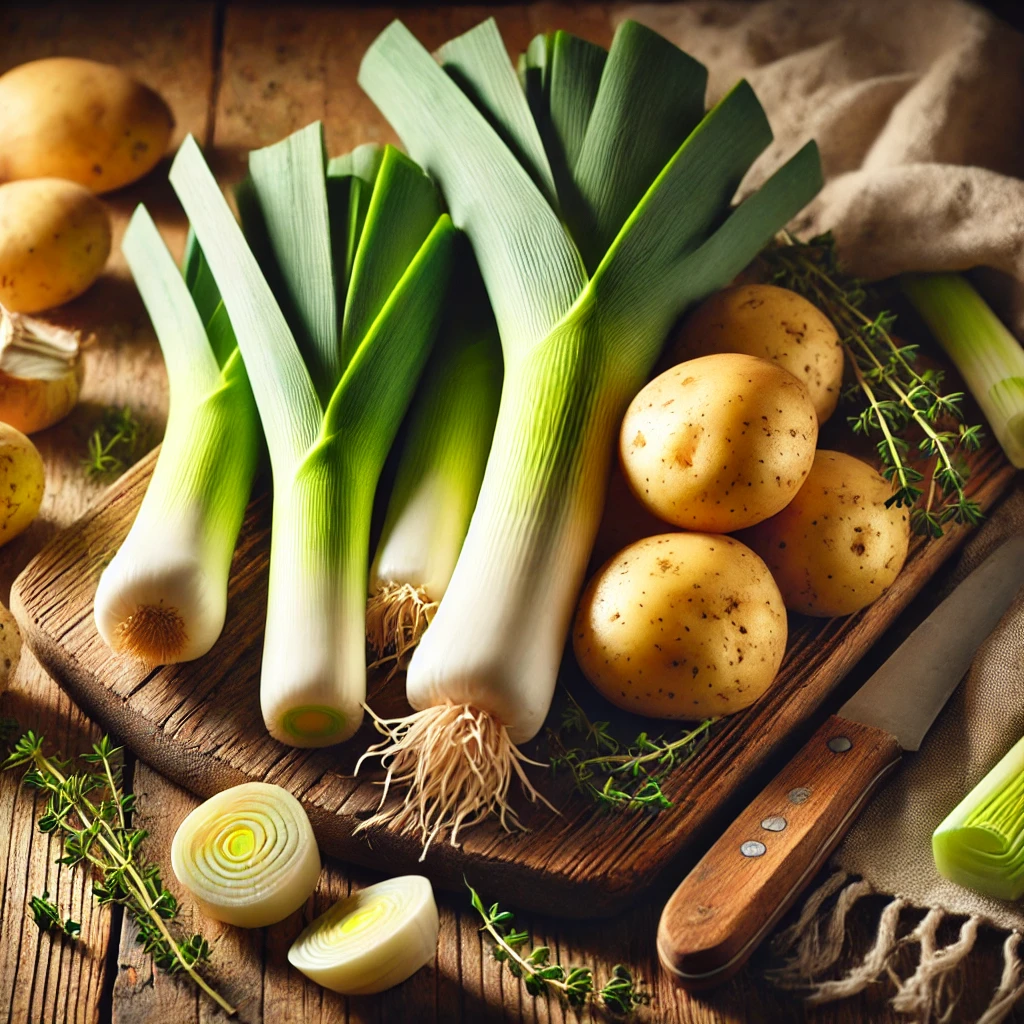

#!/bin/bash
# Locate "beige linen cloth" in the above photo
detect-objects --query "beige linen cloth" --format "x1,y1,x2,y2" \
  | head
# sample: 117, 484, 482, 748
613, 0, 1024, 1019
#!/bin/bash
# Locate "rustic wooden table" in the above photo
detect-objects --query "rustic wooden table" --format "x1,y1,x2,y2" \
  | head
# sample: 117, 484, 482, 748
0, 4, 1020, 1022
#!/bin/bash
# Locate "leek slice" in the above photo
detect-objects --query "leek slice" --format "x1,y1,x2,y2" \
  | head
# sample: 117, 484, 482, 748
169, 129, 455, 747
356, 18, 821, 848
933, 736, 1024, 900
288, 875, 439, 994
902, 272, 1024, 469
94, 206, 260, 665
171, 782, 321, 927
367, 242, 502, 665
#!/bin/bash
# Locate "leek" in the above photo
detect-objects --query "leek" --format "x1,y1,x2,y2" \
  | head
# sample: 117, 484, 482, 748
366, 242, 502, 667
902, 272, 1024, 468
356, 18, 822, 847
169, 126, 455, 747
933, 736, 1024, 900
288, 875, 439, 994
171, 782, 321, 927
94, 207, 259, 665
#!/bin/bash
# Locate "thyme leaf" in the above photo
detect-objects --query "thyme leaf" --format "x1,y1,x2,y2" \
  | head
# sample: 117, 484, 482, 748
83, 407, 146, 479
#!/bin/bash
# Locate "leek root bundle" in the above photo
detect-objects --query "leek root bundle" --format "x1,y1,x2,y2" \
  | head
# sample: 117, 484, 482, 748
169, 127, 455, 747
367, 243, 501, 668
95, 210, 259, 665
356, 18, 822, 850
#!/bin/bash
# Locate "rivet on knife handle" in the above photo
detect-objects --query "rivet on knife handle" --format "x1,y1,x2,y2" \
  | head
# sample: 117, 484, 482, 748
656, 714, 901, 990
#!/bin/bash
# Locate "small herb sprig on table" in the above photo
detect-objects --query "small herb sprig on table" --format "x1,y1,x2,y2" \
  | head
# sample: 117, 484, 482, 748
548, 690, 714, 811
2, 732, 234, 1016
84, 406, 145, 479
758, 232, 984, 538
468, 883, 649, 1014
29, 891, 81, 939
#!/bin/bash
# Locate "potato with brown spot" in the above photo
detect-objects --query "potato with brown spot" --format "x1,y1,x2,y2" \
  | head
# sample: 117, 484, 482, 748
739, 449, 910, 617
0, 57, 173, 193
0, 179, 111, 313
673, 284, 844, 423
573, 533, 787, 719
0, 422, 44, 545
619, 353, 818, 533
0, 599, 21, 693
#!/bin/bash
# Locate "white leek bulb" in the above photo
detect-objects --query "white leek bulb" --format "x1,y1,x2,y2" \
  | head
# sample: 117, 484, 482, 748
171, 782, 321, 928
288, 876, 438, 994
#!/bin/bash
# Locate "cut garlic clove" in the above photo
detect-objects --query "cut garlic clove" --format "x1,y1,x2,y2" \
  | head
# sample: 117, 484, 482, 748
288, 875, 439, 994
171, 782, 321, 928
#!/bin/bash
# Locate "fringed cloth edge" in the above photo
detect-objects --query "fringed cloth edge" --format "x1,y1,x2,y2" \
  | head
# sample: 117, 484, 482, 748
766, 870, 1024, 1023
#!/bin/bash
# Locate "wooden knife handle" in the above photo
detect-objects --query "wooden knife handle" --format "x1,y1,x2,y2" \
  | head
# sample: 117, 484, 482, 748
657, 715, 901, 990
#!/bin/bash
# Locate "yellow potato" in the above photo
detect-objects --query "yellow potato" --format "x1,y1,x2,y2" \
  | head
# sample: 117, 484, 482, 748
620, 353, 818, 533
0, 57, 173, 193
0, 179, 111, 313
0, 422, 44, 545
0, 599, 21, 692
739, 450, 910, 617
674, 284, 844, 423
574, 533, 787, 719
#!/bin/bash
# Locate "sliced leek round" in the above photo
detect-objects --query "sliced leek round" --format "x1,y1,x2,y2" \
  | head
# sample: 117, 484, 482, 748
288, 875, 439, 994
171, 782, 321, 928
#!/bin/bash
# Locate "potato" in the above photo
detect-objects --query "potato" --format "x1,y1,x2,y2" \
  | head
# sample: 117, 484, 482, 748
620, 353, 818, 533
574, 533, 787, 719
0, 599, 22, 693
591, 463, 671, 567
0, 422, 44, 545
739, 450, 910, 617
0, 179, 111, 313
674, 284, 844, 423
0, 57, 173, 193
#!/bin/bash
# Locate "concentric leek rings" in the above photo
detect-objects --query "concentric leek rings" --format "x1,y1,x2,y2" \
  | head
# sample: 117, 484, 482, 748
288, 875, 439, 994
171, 782, 321, 928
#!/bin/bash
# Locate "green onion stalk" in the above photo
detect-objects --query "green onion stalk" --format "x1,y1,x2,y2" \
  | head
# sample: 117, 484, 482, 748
94, 210, 259, 666
169, 127, 455, 747
354, 18, 822, 852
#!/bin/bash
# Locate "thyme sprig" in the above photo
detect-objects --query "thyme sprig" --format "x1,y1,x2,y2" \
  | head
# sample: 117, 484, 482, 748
2, 732, 234, 1015
84, 406, 145, 479
548, 690, 714, 811
759, 232, 984, 538
29, 892, 81, 939
468, 883, 648, 1014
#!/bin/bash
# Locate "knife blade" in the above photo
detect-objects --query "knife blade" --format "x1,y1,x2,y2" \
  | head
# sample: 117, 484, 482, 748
657, 533, 1024, 990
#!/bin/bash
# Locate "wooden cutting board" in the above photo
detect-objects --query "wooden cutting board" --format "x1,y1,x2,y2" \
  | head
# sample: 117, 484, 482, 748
10, 441, 1014, 918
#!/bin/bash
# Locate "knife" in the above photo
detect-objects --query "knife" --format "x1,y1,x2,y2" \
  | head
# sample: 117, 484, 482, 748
657, 532, 1024, 990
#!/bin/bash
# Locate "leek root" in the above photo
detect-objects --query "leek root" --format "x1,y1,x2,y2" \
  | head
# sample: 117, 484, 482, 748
356, 18, 822, 848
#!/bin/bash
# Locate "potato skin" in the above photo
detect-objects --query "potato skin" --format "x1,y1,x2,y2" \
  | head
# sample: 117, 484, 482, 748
674, 284, 844, 424
573, 533, 787, 719
0, 422, 44, 546
739, 450, 910, 617
0, 179, 111, 313
620, 353, 818, 533
0, 57, 173, 193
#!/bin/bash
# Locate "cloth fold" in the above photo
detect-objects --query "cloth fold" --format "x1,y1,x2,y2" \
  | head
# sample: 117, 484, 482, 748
614, 1, 1024, 1018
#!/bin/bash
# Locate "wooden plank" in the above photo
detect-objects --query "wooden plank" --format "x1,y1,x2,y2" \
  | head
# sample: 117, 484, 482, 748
0, 4, 216, 1023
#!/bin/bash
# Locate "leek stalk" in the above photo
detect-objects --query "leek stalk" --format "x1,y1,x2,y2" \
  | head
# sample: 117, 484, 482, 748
356, 18, 822, 848
933, 736, 1024, 900
367, 243, 502, 666
902, 272, 1024, 469
94, 208, 259, 665
169, 126, 455, 747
